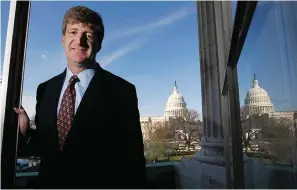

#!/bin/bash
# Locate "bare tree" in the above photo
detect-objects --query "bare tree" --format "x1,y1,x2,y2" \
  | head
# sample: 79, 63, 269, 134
144, 121, 172, 161
241, 114, 262, 153
260, 116, 294, 164
241, 111, 297, 166
170, 110, 203, 152
242, 128, 261, 152
147, 121, 170, 141
261, 117, 292, 140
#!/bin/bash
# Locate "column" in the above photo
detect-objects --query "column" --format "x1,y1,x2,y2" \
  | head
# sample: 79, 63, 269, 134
176, 2, 234, 188
194, 1, 233, 166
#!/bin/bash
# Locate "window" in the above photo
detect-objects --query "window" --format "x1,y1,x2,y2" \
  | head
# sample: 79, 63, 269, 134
1, 1, 203, 184
238, 1, 297, 188
5, 1, 296, 189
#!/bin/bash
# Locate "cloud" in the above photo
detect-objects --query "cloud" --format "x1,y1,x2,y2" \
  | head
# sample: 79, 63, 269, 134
22, 95, 36, 118
40, 54, 48, 60
100, 6, 195, 67
105, 6, 195, 42
99, 38, 146, 68
40, 50, 49, 60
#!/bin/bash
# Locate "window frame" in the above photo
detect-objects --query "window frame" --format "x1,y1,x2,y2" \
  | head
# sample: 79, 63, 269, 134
222, 1, 258, 188
0, 1, 31, 188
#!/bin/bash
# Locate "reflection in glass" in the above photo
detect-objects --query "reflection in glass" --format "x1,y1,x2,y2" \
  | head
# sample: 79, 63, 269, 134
238, 1, 297, 188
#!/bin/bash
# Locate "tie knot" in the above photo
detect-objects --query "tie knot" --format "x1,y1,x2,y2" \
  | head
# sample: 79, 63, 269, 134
69, 75, 79, 85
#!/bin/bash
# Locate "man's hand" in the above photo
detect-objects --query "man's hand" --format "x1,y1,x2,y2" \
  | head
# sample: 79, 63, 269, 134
14, 107, 30, 136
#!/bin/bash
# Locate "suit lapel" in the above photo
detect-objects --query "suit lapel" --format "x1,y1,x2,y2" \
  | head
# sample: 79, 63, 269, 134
51, 69, 67, 118
41, 69, 66, 153
75, 64, 106, 119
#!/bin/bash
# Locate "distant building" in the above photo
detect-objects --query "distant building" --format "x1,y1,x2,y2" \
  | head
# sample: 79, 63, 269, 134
242, 74, 274, 118
241, 75, 297, 165
164, 81, 188, 118
241, 75, 296, 131
140, 81, 189, 140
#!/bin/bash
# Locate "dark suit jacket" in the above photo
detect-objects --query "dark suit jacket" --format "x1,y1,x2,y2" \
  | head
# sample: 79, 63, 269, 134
19, 64, 146, 189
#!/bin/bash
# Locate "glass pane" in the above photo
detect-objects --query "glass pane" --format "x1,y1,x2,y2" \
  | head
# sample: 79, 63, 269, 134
10, 1, 202, 187
238, 1, 297, 188
1, 1, 247, 188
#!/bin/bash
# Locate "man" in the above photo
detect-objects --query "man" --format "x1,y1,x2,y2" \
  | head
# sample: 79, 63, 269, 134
15, 6, 146, 189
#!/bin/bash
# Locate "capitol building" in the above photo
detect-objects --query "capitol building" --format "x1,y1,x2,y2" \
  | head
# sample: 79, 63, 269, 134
242, 75, 274, 118
241, 75, 296, 149
242, 75, 296, 120
241, 75, 297, 165
140, 81, 189, 140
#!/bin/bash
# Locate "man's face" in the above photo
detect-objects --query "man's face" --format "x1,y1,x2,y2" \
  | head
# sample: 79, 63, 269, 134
62, 22, 99, 65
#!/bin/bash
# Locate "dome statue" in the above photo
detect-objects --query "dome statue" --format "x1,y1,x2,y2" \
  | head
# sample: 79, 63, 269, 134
165, 81, 188, 117
243, 74, 274, 118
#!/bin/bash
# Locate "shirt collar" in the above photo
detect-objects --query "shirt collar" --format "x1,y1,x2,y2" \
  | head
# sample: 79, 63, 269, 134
65, 67, 95, 88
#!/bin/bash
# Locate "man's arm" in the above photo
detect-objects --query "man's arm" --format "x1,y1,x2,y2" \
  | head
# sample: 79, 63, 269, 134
17, 83, 45, 157
122, 85, 147, 188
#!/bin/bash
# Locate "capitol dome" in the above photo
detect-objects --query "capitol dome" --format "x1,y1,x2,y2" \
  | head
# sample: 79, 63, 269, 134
243, 75, 274, 117
165, 81, 188, 117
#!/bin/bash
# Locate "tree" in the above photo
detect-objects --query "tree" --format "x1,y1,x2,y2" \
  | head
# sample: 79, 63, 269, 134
170, 110, 203, 152
144, 121, 170, 141
242, 128, 261, 152
241, 111, 297, 165
241, 114, 263, 153
260, 116, 294, 164
144, 121, 172, 161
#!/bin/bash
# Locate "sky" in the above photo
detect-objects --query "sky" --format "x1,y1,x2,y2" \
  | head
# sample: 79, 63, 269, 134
1, 1, 296, 118
237, 1, 297, 112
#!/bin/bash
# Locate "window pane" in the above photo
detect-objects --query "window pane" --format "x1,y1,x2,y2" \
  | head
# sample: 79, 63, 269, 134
1, 1, 246, 188
14, 1, 202, 179
238, 1, 297, 188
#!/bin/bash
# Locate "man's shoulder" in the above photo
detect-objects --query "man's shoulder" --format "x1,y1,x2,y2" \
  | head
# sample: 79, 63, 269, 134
37, 72, 65, 91
103, 69, 136, 93
37, 69, 137, 94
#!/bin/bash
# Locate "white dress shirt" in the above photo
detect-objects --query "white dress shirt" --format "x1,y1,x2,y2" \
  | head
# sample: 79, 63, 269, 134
57, 67, 95, 115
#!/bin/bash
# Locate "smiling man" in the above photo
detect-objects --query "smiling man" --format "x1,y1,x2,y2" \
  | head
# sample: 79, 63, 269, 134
15, 6, 146, 189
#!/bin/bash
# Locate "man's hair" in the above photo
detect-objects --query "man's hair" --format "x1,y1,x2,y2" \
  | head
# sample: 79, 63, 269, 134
62, 6, 104, 45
